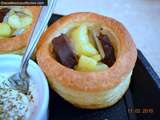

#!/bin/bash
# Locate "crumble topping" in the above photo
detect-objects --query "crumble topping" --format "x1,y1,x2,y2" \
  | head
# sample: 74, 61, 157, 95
0, 88, 29, 120
0, 73, 34, 120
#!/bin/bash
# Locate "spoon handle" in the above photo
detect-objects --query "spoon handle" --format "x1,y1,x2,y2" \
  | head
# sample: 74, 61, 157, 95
20, 0, 57, 77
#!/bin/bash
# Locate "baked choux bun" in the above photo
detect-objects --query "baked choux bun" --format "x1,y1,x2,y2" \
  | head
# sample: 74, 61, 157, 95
36, 12, 137, 109
0, 6, 41, 54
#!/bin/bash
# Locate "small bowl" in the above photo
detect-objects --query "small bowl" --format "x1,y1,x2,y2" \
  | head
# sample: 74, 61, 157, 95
0, 54, 49, 120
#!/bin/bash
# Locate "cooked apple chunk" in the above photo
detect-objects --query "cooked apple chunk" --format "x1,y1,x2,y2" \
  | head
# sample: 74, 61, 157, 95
8, 14, 21, 29
90, 54, 102, 61
0, 23, 11, 37
70, 24, 98, 57
8, 14, 32, 29
75, 55, 108, 71
75, 55, 97, 72
96, 62, 108, 71
20, 16, 33, 28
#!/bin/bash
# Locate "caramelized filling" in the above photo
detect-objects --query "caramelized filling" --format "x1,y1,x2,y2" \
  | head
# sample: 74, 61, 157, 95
98, 33, 116, 67
52, 34, 78, 68
51, 24, 116, 71
0, 8, 10, 22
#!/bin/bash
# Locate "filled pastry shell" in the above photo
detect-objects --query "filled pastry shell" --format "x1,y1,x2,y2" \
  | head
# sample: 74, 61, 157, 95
36, 12, 137, 109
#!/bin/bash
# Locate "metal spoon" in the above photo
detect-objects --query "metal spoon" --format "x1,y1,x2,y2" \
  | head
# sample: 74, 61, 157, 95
6, 0, 57, 94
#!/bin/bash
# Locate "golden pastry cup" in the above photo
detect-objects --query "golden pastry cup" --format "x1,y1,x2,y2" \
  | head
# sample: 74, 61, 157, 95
36, 12, 137, 109
0, 6, 41, 54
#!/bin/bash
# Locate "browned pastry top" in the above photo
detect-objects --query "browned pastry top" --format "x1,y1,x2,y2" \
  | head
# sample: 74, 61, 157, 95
36, 12, 137, 92
0, 6, 41, 53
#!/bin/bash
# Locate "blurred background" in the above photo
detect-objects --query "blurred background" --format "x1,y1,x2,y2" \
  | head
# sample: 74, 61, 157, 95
53, 0, 160, 76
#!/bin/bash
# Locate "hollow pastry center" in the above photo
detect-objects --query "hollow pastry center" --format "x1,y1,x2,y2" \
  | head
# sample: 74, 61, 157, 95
0, 7, 33, 38
52, 24, 116, 72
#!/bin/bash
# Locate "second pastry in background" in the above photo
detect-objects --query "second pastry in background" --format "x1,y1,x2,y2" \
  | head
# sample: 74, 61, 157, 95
0, 6, 41, 54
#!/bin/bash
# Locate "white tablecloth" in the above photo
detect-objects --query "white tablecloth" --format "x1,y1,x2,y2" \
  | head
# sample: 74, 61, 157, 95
53, 0, 160, 76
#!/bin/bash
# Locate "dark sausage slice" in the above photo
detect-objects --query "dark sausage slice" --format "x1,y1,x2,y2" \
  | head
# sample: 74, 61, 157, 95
98, 33, 116, 67
0, 8, 10, 22
52, 34, 78, 68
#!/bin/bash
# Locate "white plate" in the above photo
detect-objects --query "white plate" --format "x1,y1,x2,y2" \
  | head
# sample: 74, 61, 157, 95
0, 54, 49, 120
